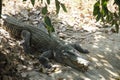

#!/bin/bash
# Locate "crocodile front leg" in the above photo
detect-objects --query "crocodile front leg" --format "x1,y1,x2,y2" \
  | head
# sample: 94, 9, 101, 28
70, 43, 89, 54
38, 50, 53, 69
21, 30, 32, 54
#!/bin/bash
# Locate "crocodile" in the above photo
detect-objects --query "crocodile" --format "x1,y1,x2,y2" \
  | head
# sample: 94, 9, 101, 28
1, 14, 90, 72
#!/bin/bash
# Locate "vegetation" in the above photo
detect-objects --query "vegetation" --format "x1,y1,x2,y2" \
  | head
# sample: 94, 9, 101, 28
0, 0, 120, 32
23, 0, 67, 34
93, 0, 120, 33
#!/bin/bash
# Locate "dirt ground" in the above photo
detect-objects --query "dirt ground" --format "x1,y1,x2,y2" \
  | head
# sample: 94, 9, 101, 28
0, 0, 120, 80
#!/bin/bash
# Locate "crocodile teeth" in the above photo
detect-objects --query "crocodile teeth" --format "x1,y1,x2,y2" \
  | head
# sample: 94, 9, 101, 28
76, 57, 89, 66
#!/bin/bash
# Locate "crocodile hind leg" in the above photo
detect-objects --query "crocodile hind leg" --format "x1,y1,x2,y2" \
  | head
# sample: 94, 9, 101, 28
38, 50, 53, 69
70, 43, 89, 54
21, 30, 32, 54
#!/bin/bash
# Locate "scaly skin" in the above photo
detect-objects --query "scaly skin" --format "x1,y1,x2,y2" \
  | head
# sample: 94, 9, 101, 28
1, 14, 90, 72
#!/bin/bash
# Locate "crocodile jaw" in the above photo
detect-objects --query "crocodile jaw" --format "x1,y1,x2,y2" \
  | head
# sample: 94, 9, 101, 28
63, 54, 89, 72
54, 50, 90, 72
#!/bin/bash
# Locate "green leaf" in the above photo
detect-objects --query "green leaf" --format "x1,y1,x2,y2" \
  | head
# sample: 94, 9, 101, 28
101, 1, 108, 16
101, 9, 104, 17
41, 0, 43, 3
96, 13, 101, 21
42, 5, 48, 15
93, 1, 100, 16
55, 0, 60, 14
104, 7, 108, 16
46, 0, 50, 4
44, 16, 52, 27
31, 0, 35, 6
106, 13, 113, 23
44, 16, 55, 33
61, 3, 67, 12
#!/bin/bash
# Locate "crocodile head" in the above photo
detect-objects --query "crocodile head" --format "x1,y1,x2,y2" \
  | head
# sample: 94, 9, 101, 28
54, 46, 90, 72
